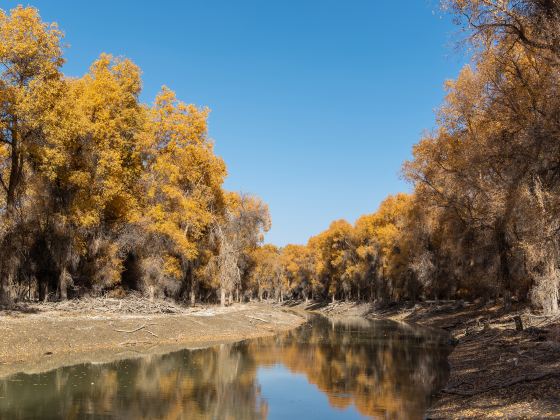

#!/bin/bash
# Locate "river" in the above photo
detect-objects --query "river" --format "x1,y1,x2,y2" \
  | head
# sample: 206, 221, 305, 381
0, 314, 450, 419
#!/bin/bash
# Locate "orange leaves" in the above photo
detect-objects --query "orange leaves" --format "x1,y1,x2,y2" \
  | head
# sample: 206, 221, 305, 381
0, 5, 64, 83
250, 193, 417, 301
140, 87, 226, 267
0, 5, 234, 295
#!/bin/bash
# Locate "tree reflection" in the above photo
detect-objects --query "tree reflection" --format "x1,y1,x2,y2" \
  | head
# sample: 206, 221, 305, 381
0, 316, 449, 419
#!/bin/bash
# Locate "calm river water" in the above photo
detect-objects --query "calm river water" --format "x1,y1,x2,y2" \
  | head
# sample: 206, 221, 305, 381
0, 314, 450, 419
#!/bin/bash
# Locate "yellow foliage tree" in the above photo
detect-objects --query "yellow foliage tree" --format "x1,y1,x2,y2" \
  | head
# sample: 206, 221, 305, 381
139, 87, 226, 293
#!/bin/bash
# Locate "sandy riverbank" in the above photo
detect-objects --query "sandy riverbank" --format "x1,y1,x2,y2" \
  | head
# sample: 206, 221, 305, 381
2, 296, 558, 418
303, 300, 560, 419
0, 298, 306, 379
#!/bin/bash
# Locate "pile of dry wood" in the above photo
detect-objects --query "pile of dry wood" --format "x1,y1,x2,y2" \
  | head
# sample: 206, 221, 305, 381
24, 294, 191, 315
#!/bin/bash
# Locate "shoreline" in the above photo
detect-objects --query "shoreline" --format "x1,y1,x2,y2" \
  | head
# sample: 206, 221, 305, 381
2, 297, 559, 418
0, 300, 306, 379
306, 300, 560, 419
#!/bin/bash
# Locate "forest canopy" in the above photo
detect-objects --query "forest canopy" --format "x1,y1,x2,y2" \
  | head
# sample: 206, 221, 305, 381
0, 5, 268, 306
1, 1, 559, 313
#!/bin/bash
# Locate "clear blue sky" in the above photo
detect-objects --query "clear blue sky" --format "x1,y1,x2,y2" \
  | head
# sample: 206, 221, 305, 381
19, 0, 466, 245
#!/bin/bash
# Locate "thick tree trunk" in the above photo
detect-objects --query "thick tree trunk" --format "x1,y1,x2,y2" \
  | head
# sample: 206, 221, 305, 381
0, 280, 8, 305
42, 283, 49, 302
58, 267, 68, 301
495, 220, 512, 310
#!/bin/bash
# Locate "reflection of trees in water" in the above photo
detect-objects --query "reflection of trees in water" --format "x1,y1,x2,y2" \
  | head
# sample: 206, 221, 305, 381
0, 345, 268, 420
249, 316, 449, 419
0, 316, 448, 419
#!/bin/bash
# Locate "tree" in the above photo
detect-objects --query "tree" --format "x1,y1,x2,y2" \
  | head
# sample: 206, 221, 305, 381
209, 193, 270, 306
0, 5, 64, 215
281, 244, 316, 301
308, 220, 355, 302
404, 0, 560, 311
0, 5, 64, 302
249, 244, 283, 301
137, 87, 226, 300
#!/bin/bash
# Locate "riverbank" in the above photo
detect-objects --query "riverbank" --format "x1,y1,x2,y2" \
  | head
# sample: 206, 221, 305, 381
303, 300, 560, 418
0, 297, 306, 379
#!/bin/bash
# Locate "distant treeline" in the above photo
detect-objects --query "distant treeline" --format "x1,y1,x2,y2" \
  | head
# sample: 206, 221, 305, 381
2, 1, 560, 313
248, 0, 560, 314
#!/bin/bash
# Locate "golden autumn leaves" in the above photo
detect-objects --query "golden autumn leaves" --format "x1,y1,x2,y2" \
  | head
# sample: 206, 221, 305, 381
0, 6, 266, 301
248, 194, 414, 303
2, 1, 559, 311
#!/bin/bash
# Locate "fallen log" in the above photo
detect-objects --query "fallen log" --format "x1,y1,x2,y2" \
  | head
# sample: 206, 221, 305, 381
245, 315, 269, 323
114, 325, 146, 333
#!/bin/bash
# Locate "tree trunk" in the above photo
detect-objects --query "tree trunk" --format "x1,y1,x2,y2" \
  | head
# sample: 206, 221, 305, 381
58, 267, 68, 301
42, 282, 49, 302
541, 259, 559, 314
495, 220, 512, 310
190, 289, 196, 306
220, 288, 226, 307
0, 280, 8, 305
6, 123, 22, 217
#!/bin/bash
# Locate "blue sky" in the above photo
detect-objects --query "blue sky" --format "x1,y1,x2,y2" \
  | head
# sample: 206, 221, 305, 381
17, 0, 467, 245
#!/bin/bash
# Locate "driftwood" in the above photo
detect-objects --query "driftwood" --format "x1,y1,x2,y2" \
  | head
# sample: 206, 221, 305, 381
26, 294, 190, 315
114, 324, 147, 334
119, 340, 153, 347
114, 323, 158, 338
245, 314, 269, 323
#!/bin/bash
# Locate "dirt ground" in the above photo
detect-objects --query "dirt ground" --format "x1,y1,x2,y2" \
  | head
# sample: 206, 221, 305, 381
303, 299, 560, 419
0, 298, 306, 379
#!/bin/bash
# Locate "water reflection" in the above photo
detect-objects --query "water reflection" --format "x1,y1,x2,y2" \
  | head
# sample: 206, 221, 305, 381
0, 315, 449, 419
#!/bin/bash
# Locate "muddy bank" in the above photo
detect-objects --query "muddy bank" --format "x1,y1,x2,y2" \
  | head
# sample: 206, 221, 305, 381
301, 300, 560, 419
0, 299, 306, 379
